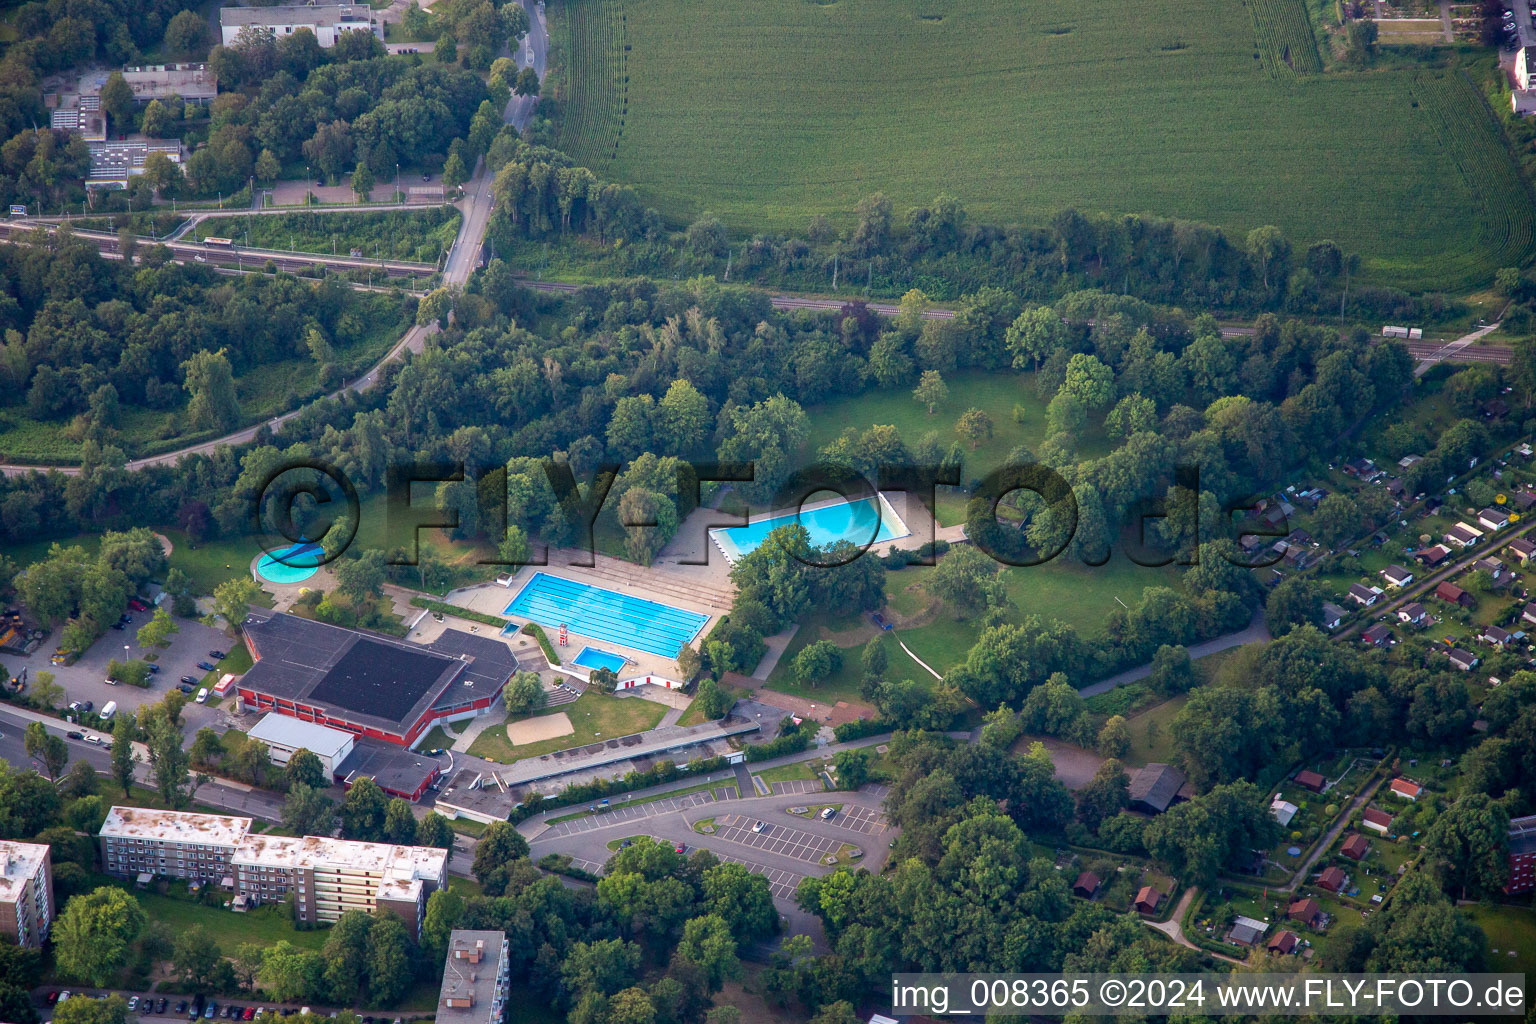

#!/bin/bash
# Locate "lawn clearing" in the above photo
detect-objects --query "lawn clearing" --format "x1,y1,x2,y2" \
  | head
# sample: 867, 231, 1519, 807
194, 207, 462, 263
1461, 904, 1536, 977
1122, 694, 1190, 767
467, 691, 668, 763
556, 0, 1532, 290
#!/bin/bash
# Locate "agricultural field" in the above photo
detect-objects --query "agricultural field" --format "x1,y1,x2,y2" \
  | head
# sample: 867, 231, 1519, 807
554, 0, 1534, 290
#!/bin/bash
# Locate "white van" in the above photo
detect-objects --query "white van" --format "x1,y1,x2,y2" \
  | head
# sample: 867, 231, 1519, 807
99, 701, 117, 720
195, 687, 209, 704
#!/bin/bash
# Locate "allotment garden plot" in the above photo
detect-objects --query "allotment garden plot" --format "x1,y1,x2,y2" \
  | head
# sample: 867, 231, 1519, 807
557, 0, 1534, 289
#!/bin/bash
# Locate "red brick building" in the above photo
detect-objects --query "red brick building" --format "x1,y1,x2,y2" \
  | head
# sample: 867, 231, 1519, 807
1507, 814, 1536, 894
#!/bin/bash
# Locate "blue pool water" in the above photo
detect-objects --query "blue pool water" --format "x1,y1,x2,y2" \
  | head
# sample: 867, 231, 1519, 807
572, 646, 628, 674
710, 495, 909, 562
255, 541, 323, 585
503, 572, 709, 659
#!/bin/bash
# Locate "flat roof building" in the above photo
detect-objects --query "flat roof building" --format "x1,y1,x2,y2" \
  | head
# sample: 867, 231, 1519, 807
99, 807, 447, 936
438, 931, 509, 1024
248, 712, 355, 775
238, 608, 519, 748
119, 64, 217, 102
335, 738, 442, 802
220, 5, 379, 47
0, 842, 53, 948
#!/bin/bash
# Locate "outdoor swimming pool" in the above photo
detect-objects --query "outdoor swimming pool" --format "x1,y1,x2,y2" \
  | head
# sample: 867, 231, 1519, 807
709, 494, 910, 562
503, 572, 709, 659
572, 646, 628, 674
255, 541, 323, 585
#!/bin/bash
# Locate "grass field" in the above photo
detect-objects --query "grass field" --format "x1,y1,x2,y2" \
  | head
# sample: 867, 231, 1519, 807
467, 691, 667, 762
554, 0, 1534, 289
194, 207, 462, 263
1462, 904, 1536, 977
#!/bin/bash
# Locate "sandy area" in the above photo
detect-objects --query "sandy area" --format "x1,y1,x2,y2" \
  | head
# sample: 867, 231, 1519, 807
507, 712, 574, 745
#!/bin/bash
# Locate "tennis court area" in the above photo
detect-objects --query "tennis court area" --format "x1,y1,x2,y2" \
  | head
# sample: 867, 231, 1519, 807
503, 572, 708, 659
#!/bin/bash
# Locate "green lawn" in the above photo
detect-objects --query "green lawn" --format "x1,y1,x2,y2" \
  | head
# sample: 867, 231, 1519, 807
754, 760, 822, 784
417, 724, 459, 753
134, 890, 329, 949
194, 207, 462, 263
556, 0, 1533, 290
1122, 695, 1189, 767
1462, 904, 1536, 977
466, 692, 668, 763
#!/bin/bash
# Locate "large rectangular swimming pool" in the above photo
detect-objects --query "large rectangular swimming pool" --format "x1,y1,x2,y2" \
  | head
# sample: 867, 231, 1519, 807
502, 572, 709, 659
709, 494, 910, 563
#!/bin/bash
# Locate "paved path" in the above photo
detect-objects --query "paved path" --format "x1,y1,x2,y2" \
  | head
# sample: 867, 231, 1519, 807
1146, 887, 1245, 964
1280, 774, 1386, 893
1078, 607, 1271, 697
896, 638, 942, 680
1437, 0, 1455, 41
1413, 321, 1502, 377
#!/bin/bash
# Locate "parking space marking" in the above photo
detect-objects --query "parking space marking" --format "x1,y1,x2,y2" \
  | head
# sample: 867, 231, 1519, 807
828, 804, 889, 835
769, 778, 824, 796
712, 816, 845, 865
538, 790, 720, 838
559, 846, 803, 900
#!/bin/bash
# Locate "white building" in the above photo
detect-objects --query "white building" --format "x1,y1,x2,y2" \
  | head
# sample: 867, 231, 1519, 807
247, 712, 355, 775
1519, 46, 1536, 91
1271, 798, 1299, 827
220, 5, 379, 47
99, 806, 251, 885
0, 842, 53, 948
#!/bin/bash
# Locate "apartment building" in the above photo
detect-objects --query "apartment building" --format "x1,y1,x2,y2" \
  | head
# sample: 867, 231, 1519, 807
438, 931, 510, 1024
98, 808, 447, 937
0, 842, 53, 948
233, 833, 448, 936
99, 806, 251, 886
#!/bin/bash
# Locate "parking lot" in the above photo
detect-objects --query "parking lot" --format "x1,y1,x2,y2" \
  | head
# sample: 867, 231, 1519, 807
712, 814, 849, 865
822, 804, 888, 835
766, 778, 823, 796
7, 614, 233, 738
537, 788, 738, 840
562, 846, 805, 900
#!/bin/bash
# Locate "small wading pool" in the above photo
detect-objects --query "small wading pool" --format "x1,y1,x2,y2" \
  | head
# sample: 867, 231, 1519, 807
709, 494, 910, 563
255, 541, 324, 585
572, 646, 628, 674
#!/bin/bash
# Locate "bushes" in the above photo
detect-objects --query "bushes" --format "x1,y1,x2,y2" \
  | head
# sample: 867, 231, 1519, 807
523, 622, 561, 665
744, 718, 814, 762
537, 852, 599, 882
832, 717, 896, 742
408, 597, 509, 627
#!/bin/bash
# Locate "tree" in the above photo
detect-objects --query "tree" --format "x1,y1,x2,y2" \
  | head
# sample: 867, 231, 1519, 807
283, 783, 337, 837
351, 162, 375, 202
383, 798, 418, 845
62, 759, 98, 799
1423, 793, 1510, 899
1005, 305, 1066, 370
562, 938, 642, 998
182, 349, 241, 432
808, 1002, 860, 1024
860, 636, 889, 683
912, 369, 949, 414
54, 887, 147, 986
100, 73, 134, 130
320, 911, 371, 1006
503, 670, 548, 715
141, 100, 174, 140
164, 10, 209, 56
1060, 353, 1115, 409
145, 713, 191, 808
926, 543, 1003, 618
24, 721, 68, 781
417, 287, 454, 328
110, 713, 135, 798
136, 606, 178, 649
792, 640, 842, 687
955, 407, 994, 449
691, 677, 732, 719
1076, 758, 1130, 831
31, 671, 64, 710
365, 913, 412, 1005
675, 914, 739, 992
442, 150, 468, 190
1266, 576, 1323, 636
173, 925, 222, 989
286, 748, 328, 790
257, 942, 323, 1003
1097, 715, 1131, 758
336, 549, 387, 605
52, 995, 128, 1024
255, 148, 281, 186
513, 66, 540, 97
416, 811, 454, 854
833, 748, 870, 789
341, 776, 389, 840
472, 820, 530, 892
208, 576, 260, 632
189, 727, 223, 768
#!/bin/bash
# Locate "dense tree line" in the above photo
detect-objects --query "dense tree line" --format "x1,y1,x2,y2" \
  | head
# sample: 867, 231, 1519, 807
500, 111, 1456, 317
0, 233, 407, 449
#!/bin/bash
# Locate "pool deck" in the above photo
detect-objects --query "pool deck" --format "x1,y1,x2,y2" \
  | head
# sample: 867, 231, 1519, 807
443, 490, 939, 680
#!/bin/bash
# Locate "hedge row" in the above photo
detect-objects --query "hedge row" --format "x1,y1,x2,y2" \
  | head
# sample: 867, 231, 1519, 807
832, 718, 896, 743
509, 755, 730, 823
408, 597, 509, 628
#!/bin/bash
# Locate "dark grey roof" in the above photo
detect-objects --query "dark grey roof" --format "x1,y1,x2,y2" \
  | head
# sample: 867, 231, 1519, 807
1510, 814, 1536, 857
425, 630, 523, 714
335, 739, 439, 797
242, 609, 465, 734
1128, 763, 1186, 813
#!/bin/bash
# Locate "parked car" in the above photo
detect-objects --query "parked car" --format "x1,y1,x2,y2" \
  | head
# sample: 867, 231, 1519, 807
181, 676, 199, 685
80, 700, 93, 713
66, 731, 82, 740
175, 1002, 188, 1015
204, 1002, 217, 1019
46, 993, 59, 1005
128, 997, 139, 1012
158, 998, 170, 1014
58, 992, 71, 1003
111, 622, 125, 630
425, 748, 445, 756
147, 663, 160, 674
674, 842, 686, 854
242, 1009, 254, 1021
178, 683, 195, 694
210, 650, 227, 659
751, 820, 766, 833
195, 687, 209, 704
197, 661, 217, 671
821, 807, 836, 820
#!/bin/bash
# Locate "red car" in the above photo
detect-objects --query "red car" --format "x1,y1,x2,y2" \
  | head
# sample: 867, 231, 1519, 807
46, 993, 59, 1005
674, 843, 686, 854
243, 1009, 255, 1020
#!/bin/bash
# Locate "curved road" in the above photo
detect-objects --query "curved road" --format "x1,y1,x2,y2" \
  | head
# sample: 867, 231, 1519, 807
0, 2, 548, 480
